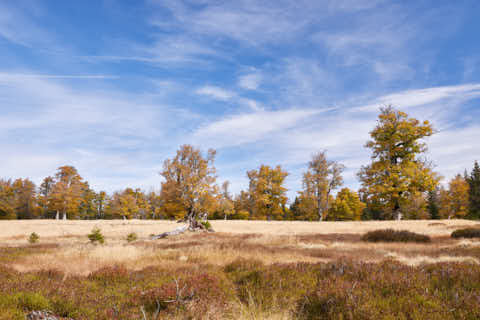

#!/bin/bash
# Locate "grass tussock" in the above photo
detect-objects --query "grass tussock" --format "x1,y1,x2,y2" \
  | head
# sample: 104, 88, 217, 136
451, 228, 480, 239
362, 229, 431, 243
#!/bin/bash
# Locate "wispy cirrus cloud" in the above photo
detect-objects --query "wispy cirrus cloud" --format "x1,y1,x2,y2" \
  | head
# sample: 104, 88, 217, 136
196, 85, 235, 101
193, 108, 328, 148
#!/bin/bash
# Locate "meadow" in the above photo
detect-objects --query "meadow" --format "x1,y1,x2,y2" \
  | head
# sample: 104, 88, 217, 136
1, 219, 480, 319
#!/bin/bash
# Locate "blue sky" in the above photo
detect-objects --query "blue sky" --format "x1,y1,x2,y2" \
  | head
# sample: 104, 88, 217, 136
1, 0, 479, 200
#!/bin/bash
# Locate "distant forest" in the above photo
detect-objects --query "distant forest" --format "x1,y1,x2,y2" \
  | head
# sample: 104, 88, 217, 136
1, 107, 479, 221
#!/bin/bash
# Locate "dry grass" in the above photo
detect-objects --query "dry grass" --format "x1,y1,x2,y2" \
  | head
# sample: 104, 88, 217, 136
1, 219, 478, 243
1, 219, 479, 276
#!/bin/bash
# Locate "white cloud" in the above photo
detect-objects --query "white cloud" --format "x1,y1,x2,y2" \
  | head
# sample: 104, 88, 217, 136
193, 108, 329, 148
428, 125, 480, 182
353, 84, 480, 112
238, 73, 262, 90
195, 85, 234, 100
0, 70, 199, 192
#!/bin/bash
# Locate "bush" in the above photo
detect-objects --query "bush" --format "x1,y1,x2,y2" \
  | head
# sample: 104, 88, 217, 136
451, 228, 480, 239
87, 227, 105, 244
201, 220, 212, 230
15, 292, 51, 311
28, 232, 39, 244
362, 229, 431, 243
126, 232, 138, 243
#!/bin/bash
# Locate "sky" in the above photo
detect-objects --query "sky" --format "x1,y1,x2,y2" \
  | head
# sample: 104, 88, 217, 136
0, 0, 479, 201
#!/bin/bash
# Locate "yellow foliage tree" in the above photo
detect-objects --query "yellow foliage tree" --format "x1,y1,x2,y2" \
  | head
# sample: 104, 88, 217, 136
327, 188, 365, 221
440, 174, 470, 219
358, 106, 440, 219
160, 145, 218, 228
0, 179, 16, 219
50, 166, 86, 219
247, 165, 288, 220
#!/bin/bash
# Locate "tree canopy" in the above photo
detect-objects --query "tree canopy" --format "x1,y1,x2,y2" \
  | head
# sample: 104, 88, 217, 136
1, 107, 478, 221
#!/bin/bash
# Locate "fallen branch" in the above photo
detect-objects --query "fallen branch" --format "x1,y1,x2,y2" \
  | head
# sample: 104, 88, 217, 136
150, 218, 214, 239
163, 277, 195, 303
150, 225, 188, 239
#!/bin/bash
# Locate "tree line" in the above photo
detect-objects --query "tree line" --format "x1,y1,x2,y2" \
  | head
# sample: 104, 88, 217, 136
1, 106, 479, 221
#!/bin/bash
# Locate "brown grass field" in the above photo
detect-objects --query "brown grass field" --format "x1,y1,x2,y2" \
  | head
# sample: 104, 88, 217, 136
1, 219, 480, 319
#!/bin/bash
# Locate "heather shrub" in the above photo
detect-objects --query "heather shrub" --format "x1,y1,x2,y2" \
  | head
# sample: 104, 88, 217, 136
362, 229, 430, 243
126, 232, 138, 242
225, 259, 317, 311
88, 265, 129, 286
0, 294, 23, 320
51, 296, 82, 319
451, 228, 480, 239
28, 232, 39, 244
88, 227, 105, 244
15, 292, 51, 311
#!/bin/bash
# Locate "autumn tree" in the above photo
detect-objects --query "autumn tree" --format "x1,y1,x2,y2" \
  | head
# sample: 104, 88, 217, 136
247, 165, 288, 220
440, 174, 470, 219
216, 181, 234, 220
327, 188, 365, 221
94, 191, 107, 219
358, 106, 439, 220
38, 176, 55, 218
50, 166, 86, 220
78, 182, 97, 219
12, 178, 38, 219
301, 151, 344, 221
290, 194, 318, 221
105, 189, 139, 219
0, 179, 16, 219
467, 161, 480, 219
159, 145, 218, 230
400, 192, 429, 219
146, 191, 162, 219
232, 190, 252, 220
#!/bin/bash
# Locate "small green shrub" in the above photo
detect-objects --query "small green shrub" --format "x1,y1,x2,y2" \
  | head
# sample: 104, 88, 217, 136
362, 229, 430, 243
126, 232, 138, 242
28, 232, 39, 244
87, 227, 105, 244
201, 220, 212, 230
51, 296, 81, 318
15, 292, 51, 311
451, 228, 480, 239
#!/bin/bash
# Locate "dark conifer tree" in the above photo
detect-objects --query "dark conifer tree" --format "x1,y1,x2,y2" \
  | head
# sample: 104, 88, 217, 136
427, 188, 440, 219
467, 161, 480, 219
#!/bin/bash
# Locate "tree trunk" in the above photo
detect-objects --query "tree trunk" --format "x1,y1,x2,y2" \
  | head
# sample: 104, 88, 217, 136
318, 197, 323, 221
151, 225, 188, 239
151, 211, 213, 239
324, 191, 330, 221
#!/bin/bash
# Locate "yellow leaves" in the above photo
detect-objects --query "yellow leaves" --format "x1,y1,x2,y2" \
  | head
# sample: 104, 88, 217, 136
160, 145, 218, 219
328, 188, 365, 221
247, 164, 288, 220
359, 106, 438, 218
440, 175, 470, 219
